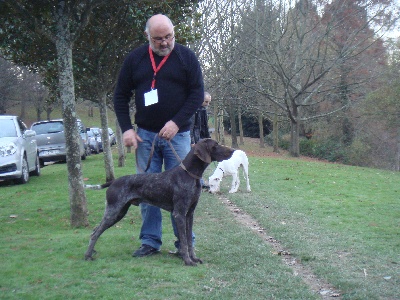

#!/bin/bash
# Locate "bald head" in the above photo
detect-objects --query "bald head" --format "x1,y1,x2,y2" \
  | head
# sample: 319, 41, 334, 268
145, 14, 175, 56
145, 14, 174, 34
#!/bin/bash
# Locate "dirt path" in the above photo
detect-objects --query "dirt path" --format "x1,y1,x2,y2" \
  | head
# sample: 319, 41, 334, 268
210, 135, 341, 298
217, 194, 341, 299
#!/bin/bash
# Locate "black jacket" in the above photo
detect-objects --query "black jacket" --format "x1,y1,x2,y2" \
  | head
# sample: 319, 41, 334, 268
190, 106, 210, 144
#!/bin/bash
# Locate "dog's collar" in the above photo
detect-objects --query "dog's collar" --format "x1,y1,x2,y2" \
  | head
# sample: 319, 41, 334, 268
180, 163, 202, 180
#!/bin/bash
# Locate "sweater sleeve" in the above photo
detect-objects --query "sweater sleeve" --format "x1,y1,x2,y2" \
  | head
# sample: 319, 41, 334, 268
113, 53, 135, 133
170, 47, 204, 129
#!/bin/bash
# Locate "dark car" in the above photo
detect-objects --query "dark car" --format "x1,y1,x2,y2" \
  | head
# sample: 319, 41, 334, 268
0, 115, 40, 184
31, 119, 86, 166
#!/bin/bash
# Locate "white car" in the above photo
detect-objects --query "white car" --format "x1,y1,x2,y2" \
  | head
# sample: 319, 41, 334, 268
0, 115, 40, 184
108, 128, 116, 145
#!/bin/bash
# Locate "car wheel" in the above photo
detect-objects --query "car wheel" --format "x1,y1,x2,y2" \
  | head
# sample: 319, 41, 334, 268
30, 154, 41, 177
15, 156, 29, 184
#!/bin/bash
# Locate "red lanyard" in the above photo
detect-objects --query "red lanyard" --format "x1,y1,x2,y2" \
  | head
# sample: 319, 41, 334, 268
149, 46, 171, 89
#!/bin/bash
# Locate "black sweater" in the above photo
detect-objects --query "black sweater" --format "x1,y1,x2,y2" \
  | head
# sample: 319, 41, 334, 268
113, 43, 204, 133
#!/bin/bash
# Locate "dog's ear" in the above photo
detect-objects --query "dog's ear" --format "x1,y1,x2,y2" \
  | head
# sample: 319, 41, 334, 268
194, 140, 212, 163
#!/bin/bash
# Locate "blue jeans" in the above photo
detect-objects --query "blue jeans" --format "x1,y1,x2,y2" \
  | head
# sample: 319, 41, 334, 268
135, 127, 195, 250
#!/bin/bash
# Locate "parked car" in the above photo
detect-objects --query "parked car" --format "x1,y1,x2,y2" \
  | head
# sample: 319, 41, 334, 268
77, 119, 91, 156
0, 115, 40, 184
89, 127, 103, 152
108, 128, 116, 145
86, 129, 100, 154
31, 119, 86, 166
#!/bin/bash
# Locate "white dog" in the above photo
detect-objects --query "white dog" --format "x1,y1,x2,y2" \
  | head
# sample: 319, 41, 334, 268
208, 150, 251, 194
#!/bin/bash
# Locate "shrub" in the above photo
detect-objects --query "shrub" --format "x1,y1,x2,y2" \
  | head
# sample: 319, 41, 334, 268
344, 138, 372, 166
311, 137, 346, 162
299, 138, 316, 156
279, 134, 291, 150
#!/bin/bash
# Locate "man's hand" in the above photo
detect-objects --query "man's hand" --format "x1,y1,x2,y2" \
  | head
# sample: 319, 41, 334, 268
122, 129, 143, 149
159, 120, 179, 140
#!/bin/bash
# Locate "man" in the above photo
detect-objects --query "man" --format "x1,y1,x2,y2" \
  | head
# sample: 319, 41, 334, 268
113, 14, 204, 257
190, 92, 211, 189
190, 91, 211, 145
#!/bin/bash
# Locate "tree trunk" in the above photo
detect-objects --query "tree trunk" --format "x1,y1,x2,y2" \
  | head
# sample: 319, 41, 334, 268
115, 119, 125, 167
218, 109, 225, 145
46, 108, 52, 120
258, 112, 265, 148
36, 109, 41, 122
55, 10, 88, 228
396, 126, 400, 172
228, 99, 238, 148
88, 106, 94, 117
20, 99, 26, 120
290, 120, 300, 157
238, 106, 244, 145
273, 112, 279, 153
213, 99, 219, 142
99, 93, 115, 182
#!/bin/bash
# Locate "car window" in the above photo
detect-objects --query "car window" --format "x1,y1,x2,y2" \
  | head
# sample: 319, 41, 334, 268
32, 122, 64, 134
0, 119, 17, 138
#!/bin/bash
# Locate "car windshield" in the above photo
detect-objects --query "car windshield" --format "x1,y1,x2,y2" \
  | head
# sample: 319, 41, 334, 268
32, 122, 64, 135
0, 119, 17, 138
92, 129, 100, 135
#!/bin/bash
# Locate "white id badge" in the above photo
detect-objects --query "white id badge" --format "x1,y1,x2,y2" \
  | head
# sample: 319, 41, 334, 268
144, 89, 158, 106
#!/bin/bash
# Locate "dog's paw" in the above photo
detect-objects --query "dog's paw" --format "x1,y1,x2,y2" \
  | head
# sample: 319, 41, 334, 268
184, 260, 198, 266
85, 249, 97, 261
193, 258, 203, 264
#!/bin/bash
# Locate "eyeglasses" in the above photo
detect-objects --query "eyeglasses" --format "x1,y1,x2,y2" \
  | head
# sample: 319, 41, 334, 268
151, 34, 175, 44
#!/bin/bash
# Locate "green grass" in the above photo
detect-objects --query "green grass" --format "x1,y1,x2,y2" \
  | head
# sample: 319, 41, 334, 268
214, 158, 400, 300
1, 152, 399, 299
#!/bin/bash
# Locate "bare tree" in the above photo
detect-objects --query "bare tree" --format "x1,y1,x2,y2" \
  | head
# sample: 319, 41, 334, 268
0, 58, 21, 114
228, 0, 398, 156
191, 0, 250, 148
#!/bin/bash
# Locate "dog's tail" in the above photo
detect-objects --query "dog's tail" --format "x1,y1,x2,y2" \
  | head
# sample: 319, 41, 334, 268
84, 181, 113, 190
